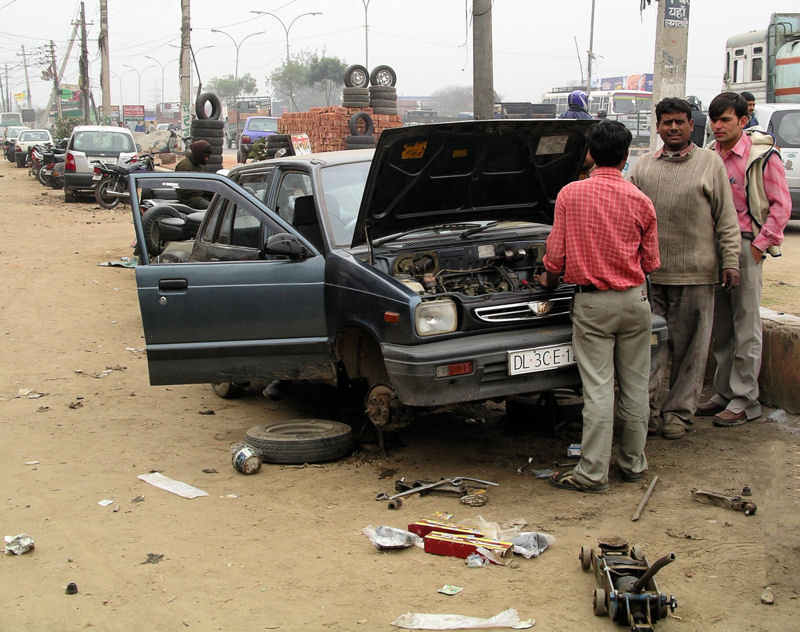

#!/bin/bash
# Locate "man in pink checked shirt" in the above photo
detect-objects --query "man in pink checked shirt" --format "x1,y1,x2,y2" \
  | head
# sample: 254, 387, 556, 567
536, 120, 660, 493
698, 92, 792, 427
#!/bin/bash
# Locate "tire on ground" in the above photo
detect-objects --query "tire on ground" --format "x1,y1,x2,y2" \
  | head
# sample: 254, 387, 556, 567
345, 135, 376, 145
245, 420, 354, 464
211, 382, 247, 398
195, 92, 222, 120
348, 112, 374, 136
369, 64, 397, 87
141, 205, 184, 255
343, 64, 369, 88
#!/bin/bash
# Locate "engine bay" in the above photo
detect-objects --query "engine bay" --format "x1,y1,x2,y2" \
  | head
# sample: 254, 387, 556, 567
381, 238, 548, 297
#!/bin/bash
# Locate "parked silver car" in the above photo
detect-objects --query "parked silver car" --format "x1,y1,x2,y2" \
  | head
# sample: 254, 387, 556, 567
63, 125, 137, 202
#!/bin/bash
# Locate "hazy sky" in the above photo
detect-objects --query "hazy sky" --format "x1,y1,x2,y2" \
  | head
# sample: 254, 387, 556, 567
1, 0, 798, 111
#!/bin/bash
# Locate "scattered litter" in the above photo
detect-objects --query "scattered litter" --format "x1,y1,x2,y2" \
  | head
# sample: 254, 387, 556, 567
231, 444, 261, 474
531, 469, 555, 479
93, 369, 112, 379
141, 553, 163, 564
4, 534, 35, 555
65, 583, 78, 595
461, 494, 488, 507
516, 457, 532, 475
125, 347, 145, 353
137, 472, 208, 499
510, 532, 555, 559
97, 258, 137, 268
567, 444, 581, 457
466, 553, 488, 568
438, 585, 463, 596
225, 494, 238, 499
15, 389, 44, 399
131, 496, 145, 503
74, 370, 83, 374
761, 587, 775, 605
98, 499, 114, 507
665, 529, 702, 540
742, 486, 752, 497
198, 410, 215, 415
202, 468, 218, 474
391, 608, 533, 629
363, 526, 423, 550
765, 409, 793, 424
24, 461, 39, 466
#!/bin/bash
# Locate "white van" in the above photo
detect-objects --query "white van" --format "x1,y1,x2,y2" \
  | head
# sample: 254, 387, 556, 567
754, 103, 800, 219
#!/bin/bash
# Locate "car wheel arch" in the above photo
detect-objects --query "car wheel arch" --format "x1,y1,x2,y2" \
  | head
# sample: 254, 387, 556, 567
334, 326, 389, 385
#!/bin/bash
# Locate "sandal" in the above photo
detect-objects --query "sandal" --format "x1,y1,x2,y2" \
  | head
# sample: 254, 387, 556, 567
549, 471, 609, 493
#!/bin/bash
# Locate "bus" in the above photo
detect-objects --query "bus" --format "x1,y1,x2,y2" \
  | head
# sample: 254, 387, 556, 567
541, 88, 652, 143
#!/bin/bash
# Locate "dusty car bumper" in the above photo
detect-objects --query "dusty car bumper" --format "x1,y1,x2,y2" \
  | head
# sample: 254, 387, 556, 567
64, 173, 96, 190
382, 316, 668, 407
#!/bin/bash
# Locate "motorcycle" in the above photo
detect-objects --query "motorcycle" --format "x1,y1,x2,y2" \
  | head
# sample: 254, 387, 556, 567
36, 143, 67, 189
93, 153, 156, 209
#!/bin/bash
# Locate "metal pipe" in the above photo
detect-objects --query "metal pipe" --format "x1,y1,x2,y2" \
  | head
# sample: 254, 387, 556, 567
632, 552, 676, 593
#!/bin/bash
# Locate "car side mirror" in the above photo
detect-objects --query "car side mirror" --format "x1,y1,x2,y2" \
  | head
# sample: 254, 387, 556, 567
264, 232, 308, 259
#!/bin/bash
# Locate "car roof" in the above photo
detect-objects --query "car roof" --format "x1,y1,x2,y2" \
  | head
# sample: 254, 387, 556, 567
227, 148, 374, 176
71, 125, 134, 135
19, 128, 51, 134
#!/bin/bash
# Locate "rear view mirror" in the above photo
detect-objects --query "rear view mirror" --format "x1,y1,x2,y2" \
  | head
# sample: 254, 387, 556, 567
264, 233, 308, 259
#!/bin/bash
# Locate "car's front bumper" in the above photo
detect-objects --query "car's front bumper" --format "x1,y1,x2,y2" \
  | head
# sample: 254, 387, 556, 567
382, 315, 668, 407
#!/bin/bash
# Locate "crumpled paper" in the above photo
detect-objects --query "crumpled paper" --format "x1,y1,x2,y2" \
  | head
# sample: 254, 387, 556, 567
5, 533, 35, 555
363, 525, 423, 550
391, 607, 533, 629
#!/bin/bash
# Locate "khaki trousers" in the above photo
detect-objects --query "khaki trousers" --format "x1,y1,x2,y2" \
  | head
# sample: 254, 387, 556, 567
710, 237, 763, 418
572, 284, 652, 486
649, 284, 715, 423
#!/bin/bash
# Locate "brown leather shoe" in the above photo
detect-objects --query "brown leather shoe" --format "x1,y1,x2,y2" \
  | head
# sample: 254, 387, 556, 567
713, 409, 748, 427
696, 400, 726, 417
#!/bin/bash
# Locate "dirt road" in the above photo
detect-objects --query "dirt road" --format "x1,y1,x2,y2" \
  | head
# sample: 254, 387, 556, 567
1, 160, 799, 631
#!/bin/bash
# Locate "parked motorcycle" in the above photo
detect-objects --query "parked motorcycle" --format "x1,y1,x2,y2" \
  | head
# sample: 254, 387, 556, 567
93, 153, 156, 209
35, 142, 67, 189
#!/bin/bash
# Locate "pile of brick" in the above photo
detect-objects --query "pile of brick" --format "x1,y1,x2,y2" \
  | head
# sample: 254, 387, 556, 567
277, 106, 402, 153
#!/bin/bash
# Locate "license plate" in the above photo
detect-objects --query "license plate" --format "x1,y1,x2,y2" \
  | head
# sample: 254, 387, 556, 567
92, 174, 101, 181
508, 343, 576, 375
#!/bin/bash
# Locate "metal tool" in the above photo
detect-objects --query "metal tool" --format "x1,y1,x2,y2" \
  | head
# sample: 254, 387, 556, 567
516, 457, 533, 475
376, 478, 462, 509
691, 488, 757, 515
394, 478, 466, 496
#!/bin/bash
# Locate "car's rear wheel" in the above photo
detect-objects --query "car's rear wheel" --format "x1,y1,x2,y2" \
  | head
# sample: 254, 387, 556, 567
245, 420, 354, 464
211, 382, 247, 398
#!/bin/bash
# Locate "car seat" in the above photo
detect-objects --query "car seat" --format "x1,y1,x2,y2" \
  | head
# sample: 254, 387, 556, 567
291, 195, 323, 251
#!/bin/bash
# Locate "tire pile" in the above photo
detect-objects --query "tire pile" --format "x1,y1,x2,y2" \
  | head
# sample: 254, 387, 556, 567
342, 63, 397, 150
192, 92, 225, 173
262, 134, 295, 160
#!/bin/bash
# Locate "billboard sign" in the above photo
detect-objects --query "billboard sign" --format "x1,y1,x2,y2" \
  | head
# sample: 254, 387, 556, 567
123, 105, 145, 121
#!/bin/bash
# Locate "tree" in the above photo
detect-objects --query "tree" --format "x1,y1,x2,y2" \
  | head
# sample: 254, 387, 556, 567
205, 74, 258, 100
268, 61, 309, 112
307, 53, 346, 106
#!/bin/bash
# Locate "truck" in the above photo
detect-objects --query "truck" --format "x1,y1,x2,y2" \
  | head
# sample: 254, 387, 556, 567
723, 13, 800, 103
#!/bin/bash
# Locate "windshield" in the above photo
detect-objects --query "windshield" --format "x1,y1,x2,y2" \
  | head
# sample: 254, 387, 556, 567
4, 126, 26, 138
772, 111, 800, 146
72, 130, 135, 153
612, 95, 652, 114
248, 118, 279, 133
319, 161, 371, 247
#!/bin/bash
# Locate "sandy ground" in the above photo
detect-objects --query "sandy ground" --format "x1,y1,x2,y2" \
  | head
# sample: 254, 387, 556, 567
1, 159, 800, 632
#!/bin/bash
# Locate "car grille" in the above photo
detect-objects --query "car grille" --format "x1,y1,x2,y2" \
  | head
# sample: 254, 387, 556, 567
473, 296, 572, 323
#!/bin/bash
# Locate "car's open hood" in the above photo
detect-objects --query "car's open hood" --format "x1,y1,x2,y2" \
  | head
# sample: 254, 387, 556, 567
352, 119, 595, 247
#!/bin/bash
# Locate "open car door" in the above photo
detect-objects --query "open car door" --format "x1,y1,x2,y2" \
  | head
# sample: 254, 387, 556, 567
129, 172, 332, 386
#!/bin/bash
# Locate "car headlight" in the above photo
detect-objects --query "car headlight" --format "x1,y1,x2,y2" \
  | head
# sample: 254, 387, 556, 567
415, 299, 457, 336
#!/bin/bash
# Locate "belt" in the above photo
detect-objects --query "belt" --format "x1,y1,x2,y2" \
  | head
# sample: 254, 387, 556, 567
741, 231, 755, 241
576, 284, 601, 292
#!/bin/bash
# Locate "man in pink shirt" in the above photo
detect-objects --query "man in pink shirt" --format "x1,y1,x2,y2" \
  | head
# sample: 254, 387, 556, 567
698, 92, 792, 426
537, 120, 660, 492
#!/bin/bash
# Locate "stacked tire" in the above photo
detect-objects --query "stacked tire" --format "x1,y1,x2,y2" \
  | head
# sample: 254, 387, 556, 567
345, 112, 376, 151
193, 92, 225, 173
342, 87, 370, 109
369, 85, 398, 115
264, 134, 295, 160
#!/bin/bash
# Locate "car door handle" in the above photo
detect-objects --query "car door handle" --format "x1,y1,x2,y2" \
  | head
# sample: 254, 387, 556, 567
159, 278, 188, 291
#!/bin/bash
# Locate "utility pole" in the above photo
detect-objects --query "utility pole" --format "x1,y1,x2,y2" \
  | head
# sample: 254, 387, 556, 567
586, 0, 596, 97
649, 0, 689, 149
49, 41, 62, 118
78, 1, 92, 123
0, 72, 5, 111
99, 0, 111, 124
180, 0, 191, 132
472, 0, 494, 120
46, 23, 78, 119
19, 45, 33, 109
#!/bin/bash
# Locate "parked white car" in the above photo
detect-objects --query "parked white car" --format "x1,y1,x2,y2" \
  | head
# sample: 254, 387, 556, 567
754, 103, 800, 220
14, 128, 53, 167
63, 125, 138, 202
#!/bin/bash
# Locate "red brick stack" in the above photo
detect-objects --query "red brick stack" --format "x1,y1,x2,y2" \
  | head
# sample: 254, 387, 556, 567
277, 106, 402, 153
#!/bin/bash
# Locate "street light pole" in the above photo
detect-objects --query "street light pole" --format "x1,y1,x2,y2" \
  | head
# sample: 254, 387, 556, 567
144, 56, 165, 116
210, 29, 265, 81
250, 11, 322, 63
170, 45, 214, 101
122, 63, 155, 106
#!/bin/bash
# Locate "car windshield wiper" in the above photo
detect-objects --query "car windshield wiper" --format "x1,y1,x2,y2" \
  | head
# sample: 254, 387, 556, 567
459, 220, 501, 239
371, 223, 481, 247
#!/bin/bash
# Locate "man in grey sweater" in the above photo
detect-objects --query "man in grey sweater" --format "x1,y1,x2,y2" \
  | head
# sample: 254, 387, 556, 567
628, 97, 741, 440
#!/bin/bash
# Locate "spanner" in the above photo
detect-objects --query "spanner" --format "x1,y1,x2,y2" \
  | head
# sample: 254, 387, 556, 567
376, 478, 462, 502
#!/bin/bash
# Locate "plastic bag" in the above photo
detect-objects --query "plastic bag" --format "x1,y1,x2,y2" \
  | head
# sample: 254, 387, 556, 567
510, 532, 555, 559
363, 525, 422, 550
391, 607, 533, 629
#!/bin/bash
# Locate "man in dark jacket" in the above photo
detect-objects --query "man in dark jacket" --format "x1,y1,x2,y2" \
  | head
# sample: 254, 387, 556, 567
686, 95, 709, 147
174, 139, 212, 208
560, 90, 593, 120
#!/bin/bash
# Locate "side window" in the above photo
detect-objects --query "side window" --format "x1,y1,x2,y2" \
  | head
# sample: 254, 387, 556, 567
217, 205, 234, 244
231, 207, 265, 248
752, 57, 763, 82
201, 204, 221, 242
236, 169, 273, 203
275, 172, 312, 223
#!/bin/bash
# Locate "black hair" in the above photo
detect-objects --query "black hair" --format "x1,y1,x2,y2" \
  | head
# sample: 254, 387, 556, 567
709, 92, 748, 120
740, 91, 756, 102
586, 120, 631, 167
655, 97, 692, 124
